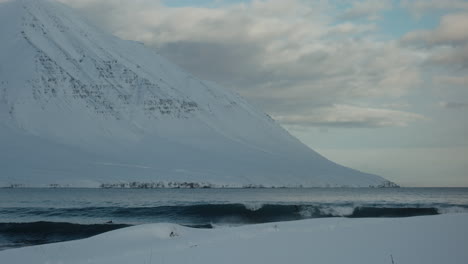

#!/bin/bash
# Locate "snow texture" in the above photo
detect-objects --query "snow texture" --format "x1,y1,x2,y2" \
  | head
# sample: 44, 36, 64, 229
1, 213, 467, 264
0, 0, 393, 187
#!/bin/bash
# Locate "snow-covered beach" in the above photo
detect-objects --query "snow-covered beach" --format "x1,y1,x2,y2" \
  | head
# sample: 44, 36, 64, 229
2, 213, 467, 264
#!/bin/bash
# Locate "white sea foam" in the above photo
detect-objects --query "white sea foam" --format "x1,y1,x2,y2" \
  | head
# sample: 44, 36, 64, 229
318, 206, 355, 217
243, 203, 264, 211
299, 205, 355, 217
437, 206, 468, 214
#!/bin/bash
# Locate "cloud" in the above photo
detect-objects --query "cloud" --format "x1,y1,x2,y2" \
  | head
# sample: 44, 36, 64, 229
428, 44, 468, 67
339, 0, 392, 21
273, 105, 426, 128
403, 13, 468, 46
328, 22, 377, 35
439, 101, 468, 109
434, 75, 468, 86
402, 12, 468, 70
57, 0, 424, 128
401, 0, 468, 16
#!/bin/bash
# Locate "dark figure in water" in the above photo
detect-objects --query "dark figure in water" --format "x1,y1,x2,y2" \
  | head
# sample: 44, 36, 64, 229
106, 220, 113, 224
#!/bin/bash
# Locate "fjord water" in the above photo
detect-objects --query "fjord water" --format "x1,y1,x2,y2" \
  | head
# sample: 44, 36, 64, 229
1, 188, 468, 250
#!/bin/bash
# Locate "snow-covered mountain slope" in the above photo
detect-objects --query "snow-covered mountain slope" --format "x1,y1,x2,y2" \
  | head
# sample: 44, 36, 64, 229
0, 0, 395, 188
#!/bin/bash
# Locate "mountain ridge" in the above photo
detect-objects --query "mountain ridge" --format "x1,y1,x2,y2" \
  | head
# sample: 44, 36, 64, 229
0, 0, 396, 188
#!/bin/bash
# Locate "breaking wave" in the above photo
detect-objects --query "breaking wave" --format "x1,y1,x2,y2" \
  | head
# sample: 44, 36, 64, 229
1, 203, 467, 250
3, 203, 467, 224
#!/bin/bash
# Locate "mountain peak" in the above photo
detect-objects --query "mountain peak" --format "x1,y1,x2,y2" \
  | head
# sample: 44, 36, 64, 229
0, 0, 395, 188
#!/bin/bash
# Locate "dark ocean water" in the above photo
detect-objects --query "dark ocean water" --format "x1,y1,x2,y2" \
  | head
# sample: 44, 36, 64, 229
1, 187, 467, 250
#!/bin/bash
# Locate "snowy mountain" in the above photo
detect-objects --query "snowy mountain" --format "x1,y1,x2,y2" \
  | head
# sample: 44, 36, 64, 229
0, 0, 396, 188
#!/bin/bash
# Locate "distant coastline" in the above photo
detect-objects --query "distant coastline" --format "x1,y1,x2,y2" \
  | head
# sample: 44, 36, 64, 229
0, 181, 400, 189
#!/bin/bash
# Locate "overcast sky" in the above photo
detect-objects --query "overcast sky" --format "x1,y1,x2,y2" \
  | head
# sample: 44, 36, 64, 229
57, 0, 468, 187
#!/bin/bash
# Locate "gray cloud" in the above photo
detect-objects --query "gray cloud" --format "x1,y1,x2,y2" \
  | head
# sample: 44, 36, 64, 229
435, 75, 468, 86
401, 0, 468, 17
274, 104, 426, 128
439, 101, 468, 109
158, 41, 269, 87
402, 13, 468, 46
339, 0, 392, 21
402, 13, 468, 69
328, 22, 377, 35
428, 44, 468, 68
